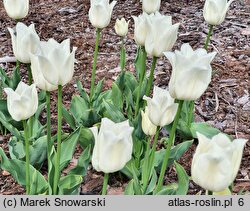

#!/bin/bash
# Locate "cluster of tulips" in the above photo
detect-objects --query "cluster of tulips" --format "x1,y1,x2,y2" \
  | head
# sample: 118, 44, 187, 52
0, 0, 248, 196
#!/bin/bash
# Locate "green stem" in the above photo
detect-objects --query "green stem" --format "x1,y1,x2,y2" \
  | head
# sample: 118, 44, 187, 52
16, 60, 20, 73
46, 91, 52, 190
155, 100, 184, 193
135, 47, 147, 117
142, 136, 152, 193
145, 57, 157, 97
27, 63, 32, 85
208, 190, 213, 195
187, 101, 195, 128
23, 120, 30, 195
102, 173, 109, 195
90, 28, 101, 100
120, 38, 126, 72
204, 25, 213, 51
142, 127, 160, 193
53, 85, 63, 195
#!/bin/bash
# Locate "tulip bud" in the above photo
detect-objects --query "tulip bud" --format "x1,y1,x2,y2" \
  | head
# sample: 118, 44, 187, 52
164, 43, 217, 100
89, 0, 117, 29
203, 0, 234, 25
33, 39, 76, 87
192, 132, 248, 192
145, 12, 180, 57
91, 118, 134, 173
8, 22, 40, 64
4, 81, 38, 121
114, 18, 129, 37
141, 107, 157, 136
143, 86, 178, 127
141, 0, 161, 14
3, 0, 29, 20
132, 13, 149, 46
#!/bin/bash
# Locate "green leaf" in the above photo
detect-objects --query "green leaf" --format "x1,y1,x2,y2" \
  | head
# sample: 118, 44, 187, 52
76, 79, 90, 103
62, 106, 76, 130
0, 148, 48, 194
124, 180, 135, 195
111, 82, 123, 110
92, 79, 104, 102
60, 128, 81, 171
70, 96, 90, 125
190, 122, 221, 139
145, 169, 157, 195
68, 145, 91, 176
9, 137, 25, 160
175, 162, 189, 195
58, 175, 82, 195
155, 184, 178, 195
121, 159, 140, 179
102, 100, 125, 122
78, 127, 94, 148
0, 111, 22, 140
154, 140, 193, 172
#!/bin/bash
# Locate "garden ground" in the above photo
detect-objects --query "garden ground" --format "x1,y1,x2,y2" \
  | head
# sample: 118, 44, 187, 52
0, 0, 249, 195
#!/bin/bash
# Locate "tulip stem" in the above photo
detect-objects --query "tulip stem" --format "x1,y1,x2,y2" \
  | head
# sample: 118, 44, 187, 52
27, 63, 32, 85
208, 190, 213, 195
204, 25, 213, 51
16, 60, 20, 73
53, 85, 63, 195
142, 127, 160, 193
155, 100, 184, 193
23, 120, 30, 195
90, 28, 101, 101
187, 100, 195, 128
135, 47, 147, 117
145, 56, 157, 97
46, 91, 52, 192
142, 136, 152, 193
120, 38, 126, 72
102, 173, 109, 195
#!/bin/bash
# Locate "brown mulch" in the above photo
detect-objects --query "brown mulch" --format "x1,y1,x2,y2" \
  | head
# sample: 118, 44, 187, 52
0, 0, 249, 195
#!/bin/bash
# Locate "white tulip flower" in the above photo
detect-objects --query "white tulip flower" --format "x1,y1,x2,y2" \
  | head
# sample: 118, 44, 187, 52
164, 43, 217, 100
30, 51, 57, 92
141, 107, 157, 136
145, 12, 180, 57
203, 0, 234, 25
34, 39, 76, 87
114, 18, 129, 37
3, 0, 29, 20
143, 86, 178, 127
8, 22, 40, 63
132, 13, 149, 46
4, 81, 38, 121
192, 132, 248, 192
91, 118, 134, 173
89, 0, 117, 29
141, 0, 161, 14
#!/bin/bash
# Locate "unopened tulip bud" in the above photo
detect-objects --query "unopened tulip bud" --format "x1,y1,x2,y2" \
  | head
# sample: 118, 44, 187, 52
203, 0, 234, 25
141, 107, 157, 136
141, 0, 161, 14
3, 0, 29, 20
89, 0, 117, 29
114, 18, 129, 37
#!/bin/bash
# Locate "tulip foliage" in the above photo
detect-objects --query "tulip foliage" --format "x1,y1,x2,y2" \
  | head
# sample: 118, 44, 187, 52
0, 0, 248, 196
